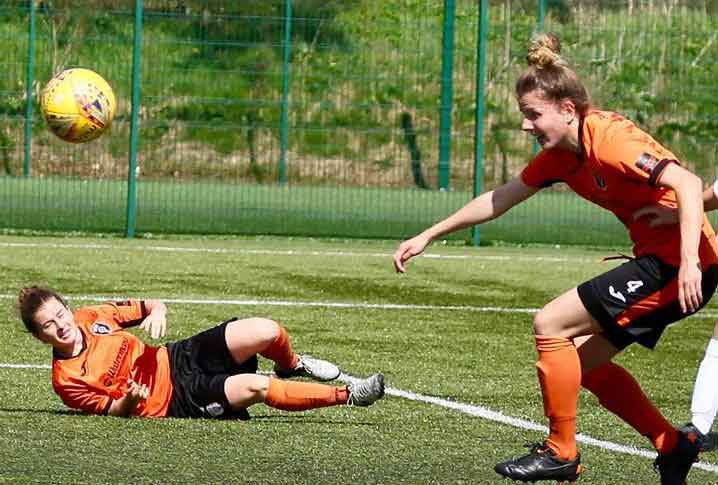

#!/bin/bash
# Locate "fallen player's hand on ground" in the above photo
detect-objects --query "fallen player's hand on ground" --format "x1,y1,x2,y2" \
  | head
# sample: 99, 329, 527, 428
139, 310, 167, 339
126, 379, 150, 403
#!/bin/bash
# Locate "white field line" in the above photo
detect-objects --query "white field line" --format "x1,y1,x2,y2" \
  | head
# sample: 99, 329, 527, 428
1, 362, 716, 472
0, 241, 595, 263
0, 293, 538, 313
378, 383, 718, 473
1, 294, 716, 319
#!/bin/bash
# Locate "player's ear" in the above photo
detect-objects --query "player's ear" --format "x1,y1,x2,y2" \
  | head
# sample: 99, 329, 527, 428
560, 99, 576, 123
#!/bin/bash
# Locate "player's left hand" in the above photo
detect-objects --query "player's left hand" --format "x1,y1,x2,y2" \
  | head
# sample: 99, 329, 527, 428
139, 310, 167, 339
632, 204, 679, 227
678, 257, 702, 314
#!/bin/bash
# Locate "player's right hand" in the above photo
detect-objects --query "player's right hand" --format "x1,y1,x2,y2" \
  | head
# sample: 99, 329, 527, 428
139, 310, 167, 339
126, 379, 150, 403
393, 234, 430, 273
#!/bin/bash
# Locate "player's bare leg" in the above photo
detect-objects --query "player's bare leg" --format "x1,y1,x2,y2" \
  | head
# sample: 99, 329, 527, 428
496, 289, 597, 482
224, 318, 340, 381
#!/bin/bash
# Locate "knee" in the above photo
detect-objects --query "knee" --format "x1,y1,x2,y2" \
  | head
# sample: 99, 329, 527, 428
245, 374, 270, 394
225, 374, 269, 408
248, 317, 281, 346
532, 308, 554, 336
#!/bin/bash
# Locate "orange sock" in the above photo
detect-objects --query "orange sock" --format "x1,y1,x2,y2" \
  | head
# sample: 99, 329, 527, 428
582, 362, 678, 453
265, 378, 349, 411
535, 335, 580, 460
260, 324, 299, 371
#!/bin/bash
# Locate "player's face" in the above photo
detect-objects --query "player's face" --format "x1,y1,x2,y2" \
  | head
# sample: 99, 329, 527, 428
34, 298, 78, 348
518, 90, 575, 151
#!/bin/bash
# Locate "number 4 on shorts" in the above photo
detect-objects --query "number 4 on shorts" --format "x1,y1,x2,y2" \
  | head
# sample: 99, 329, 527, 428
626, 280, 643, 294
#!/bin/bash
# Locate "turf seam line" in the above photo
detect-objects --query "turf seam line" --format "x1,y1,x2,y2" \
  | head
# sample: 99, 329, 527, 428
1, 363, 715, 472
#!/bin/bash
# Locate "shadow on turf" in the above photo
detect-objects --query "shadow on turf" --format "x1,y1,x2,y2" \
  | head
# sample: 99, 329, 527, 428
249, 415, 377, 426
1, 408, 378, 426
1, 407, 82, 416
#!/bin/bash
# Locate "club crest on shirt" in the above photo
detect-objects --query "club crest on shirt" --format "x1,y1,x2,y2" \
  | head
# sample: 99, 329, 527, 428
636, 152, 660, 175
91, 322, 112, 335
593, 173, 607, 190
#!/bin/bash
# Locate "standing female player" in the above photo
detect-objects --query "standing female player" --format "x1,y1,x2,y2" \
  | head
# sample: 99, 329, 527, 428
393, 33, 718, 484
19, 286, 385, 420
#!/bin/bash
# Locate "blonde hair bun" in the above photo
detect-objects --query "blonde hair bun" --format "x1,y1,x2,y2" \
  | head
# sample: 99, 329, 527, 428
527, 33, 567, 69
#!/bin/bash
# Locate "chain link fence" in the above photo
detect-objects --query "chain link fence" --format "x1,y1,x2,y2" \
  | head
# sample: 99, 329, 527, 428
1, 0, 716, 244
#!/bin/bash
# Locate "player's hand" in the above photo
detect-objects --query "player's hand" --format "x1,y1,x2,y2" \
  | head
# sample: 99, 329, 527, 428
126, 379, 150, 403
393, 234, 431, 273
678, 257, 702, 314
139, 310, 167, 339
632, 204, 679, 227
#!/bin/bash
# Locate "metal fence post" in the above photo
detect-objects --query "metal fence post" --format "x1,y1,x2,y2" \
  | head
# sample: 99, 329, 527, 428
472, 0, 489, 246
23, 0, 36, 178
126, 0, 143, 238
278, 0, 293, 185
532, 0, 546, 155
438, 0, 455, 191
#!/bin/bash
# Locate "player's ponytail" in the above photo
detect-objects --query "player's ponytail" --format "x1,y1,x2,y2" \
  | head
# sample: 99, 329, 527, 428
18, 286, 68, 334
516, 33, 590, 116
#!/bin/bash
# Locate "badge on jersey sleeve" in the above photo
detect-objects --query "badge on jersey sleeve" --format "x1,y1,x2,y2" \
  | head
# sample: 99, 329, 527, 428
635, 153, 660, 175
91, 322, 112, 335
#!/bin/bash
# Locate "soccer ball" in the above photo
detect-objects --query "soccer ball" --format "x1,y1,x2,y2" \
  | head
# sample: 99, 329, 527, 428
40, 68, 116, 143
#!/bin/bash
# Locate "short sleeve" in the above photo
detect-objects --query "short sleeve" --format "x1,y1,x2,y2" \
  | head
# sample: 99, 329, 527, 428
53, 378, 113, 415
104, 300, 149, 328
520, 150, 567, 189
593, 119, 679, 187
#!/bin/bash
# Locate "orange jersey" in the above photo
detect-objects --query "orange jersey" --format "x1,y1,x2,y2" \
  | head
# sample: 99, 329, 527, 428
52, 300, 173, 417
521, 110, 718, 267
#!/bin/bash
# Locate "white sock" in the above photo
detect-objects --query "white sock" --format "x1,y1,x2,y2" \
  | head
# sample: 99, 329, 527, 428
691, 338, 718, 435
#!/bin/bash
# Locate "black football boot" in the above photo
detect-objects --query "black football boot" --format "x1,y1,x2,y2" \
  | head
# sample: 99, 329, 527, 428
654, 424, 705, 485
495, 442, 583, 483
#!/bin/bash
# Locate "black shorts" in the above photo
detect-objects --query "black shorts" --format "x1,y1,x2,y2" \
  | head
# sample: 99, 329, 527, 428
577, 255, 718, 350
166, 318, 257, 419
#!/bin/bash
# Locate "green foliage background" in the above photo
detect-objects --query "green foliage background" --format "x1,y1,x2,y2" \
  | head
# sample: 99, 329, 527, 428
0, 0, 716, 240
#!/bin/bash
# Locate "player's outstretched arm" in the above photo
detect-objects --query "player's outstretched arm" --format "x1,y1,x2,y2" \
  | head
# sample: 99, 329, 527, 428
107, 380, 149, 417
393, 177, 538, 273
139, 300, 167, 339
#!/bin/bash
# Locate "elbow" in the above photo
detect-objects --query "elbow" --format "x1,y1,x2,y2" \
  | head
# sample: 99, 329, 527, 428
690, 173, 703, 193
686, 172, 703, 194
671, 171, 703, 199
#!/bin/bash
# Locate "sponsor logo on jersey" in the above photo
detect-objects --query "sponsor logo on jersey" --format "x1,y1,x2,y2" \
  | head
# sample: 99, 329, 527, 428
102, 337, 130, 387
91, 322, 112, 335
